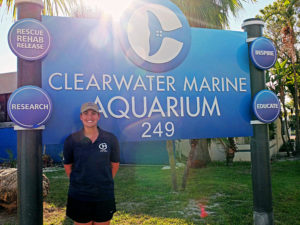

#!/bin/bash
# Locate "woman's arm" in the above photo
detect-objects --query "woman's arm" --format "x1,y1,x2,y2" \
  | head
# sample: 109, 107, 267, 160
111, 162, 120, 178
64, 164, 73, 178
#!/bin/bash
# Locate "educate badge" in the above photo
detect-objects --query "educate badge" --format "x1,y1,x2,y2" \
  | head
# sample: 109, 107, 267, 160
253, 90, 280, 123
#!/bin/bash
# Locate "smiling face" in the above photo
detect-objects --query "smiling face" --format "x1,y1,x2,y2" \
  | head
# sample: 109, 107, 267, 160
80, 109, 100, 129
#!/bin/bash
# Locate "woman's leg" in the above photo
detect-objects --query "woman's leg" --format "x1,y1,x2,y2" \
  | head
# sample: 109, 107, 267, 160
74, 221, 93, 225
93, 220, 110, 225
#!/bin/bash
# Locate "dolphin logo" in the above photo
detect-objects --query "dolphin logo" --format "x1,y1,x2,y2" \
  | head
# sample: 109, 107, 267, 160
119, 0, 191, 72
147, 10, 184, 57
148, 10, 165, 57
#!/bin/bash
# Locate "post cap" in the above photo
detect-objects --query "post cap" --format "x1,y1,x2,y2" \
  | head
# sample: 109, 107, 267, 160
15, 0, 43, 7
241, 18, 264, 29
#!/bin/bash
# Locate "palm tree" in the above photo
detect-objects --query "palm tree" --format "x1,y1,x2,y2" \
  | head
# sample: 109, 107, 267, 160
259, 0, 300, 154
172, 0, 256, 29
0, 0, 77, 19
268, 60, 294, 156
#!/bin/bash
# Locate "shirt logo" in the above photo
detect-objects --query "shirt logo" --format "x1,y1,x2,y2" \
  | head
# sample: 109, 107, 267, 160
99, 143, 108, 152
119, 0, 191, 73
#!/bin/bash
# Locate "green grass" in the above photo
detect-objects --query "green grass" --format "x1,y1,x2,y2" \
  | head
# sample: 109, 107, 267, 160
2, 161, 300, 224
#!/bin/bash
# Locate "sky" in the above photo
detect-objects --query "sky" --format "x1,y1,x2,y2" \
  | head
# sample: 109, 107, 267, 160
0, 0, 276, 74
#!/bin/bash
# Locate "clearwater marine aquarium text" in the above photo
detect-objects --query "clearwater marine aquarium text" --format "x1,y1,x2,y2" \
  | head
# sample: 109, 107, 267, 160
48, 72, 248, 138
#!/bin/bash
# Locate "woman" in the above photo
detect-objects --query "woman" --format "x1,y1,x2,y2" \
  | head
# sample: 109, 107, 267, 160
63, 102, 120, 225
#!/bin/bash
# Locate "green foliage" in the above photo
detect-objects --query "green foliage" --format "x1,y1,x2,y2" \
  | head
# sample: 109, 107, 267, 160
0, 0, 78, 20
42, 154, 54, 168
279, 140, 294, 152
0, 149, 16, 168
260, 0, 300, 153
1, 0, 258, 29
258, 0, 299, 63
172, 0, 257, 29
268, 60, 291, 97
269, 121, 277, 140
289, 114, 300, 130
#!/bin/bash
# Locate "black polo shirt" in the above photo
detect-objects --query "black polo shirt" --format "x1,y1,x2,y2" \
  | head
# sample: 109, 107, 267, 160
63, 127, 120, 201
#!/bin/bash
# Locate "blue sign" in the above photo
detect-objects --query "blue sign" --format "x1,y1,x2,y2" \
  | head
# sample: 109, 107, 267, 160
253, 90, 280, 123
41, 0, 253, 144
8, 18, 51, 61
7, 86, 52, 128
250, 37, 277, 70
118, 0, 191, 72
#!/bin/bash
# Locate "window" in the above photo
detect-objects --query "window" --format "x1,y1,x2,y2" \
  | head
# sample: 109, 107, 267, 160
0, 93, 11, 123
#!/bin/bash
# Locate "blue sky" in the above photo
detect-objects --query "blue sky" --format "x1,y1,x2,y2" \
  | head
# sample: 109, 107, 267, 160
0, 0, 275, 73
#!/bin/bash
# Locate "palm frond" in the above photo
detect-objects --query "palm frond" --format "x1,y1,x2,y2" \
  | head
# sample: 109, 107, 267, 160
172, 0, 256, 29
0, 0, 77, 18
1, 0, 257, 29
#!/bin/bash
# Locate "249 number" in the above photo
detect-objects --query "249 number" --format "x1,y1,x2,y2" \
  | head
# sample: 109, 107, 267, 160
141, 122, 175, 138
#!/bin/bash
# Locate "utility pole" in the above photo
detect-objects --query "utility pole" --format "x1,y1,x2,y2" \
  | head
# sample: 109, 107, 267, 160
15, 0, 44, 224
242, 18, 274, 225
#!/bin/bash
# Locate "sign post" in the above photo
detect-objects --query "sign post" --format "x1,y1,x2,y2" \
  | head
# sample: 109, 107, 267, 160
14, 0, 44, 224
242, 18, 274, 225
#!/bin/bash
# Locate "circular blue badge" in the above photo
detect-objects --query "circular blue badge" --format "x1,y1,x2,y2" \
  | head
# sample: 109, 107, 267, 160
7, 86, 52, 128
118, 0, 191, 73
8, 18, 51, 61
250, 37, 277, 70
252, 90, 280, 123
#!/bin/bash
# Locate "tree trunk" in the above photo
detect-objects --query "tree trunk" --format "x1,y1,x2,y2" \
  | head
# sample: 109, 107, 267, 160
279, 115, 289, 156
181, 139, 211, 190
218, 138, 237, 166
181, 139, 197, 190
190, 139, 211, 168
0, 168, 50, 212
280, 91, 292, 156
166, 140, 177, 191
289, 26, 299, 154
227, 137, 237, 166
291, 65, 300, 154
281, 23, 299, 154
